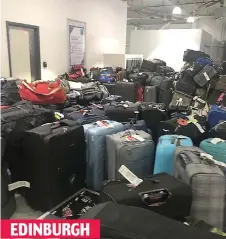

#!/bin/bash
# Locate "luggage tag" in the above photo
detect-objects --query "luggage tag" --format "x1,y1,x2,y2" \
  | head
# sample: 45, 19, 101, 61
8, 181, 30, 191
54, 112, 64, 120
96, 120, 113, 128
210, 138, 225, 144
203, 72, 211, 82
118, 165, 143, 187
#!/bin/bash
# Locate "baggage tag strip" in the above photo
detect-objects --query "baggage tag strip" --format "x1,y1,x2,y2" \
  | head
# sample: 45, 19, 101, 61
118, 165, 143, 187
203, 72, 211, 82
210, 138, 225, 144
8, 181, 30, 191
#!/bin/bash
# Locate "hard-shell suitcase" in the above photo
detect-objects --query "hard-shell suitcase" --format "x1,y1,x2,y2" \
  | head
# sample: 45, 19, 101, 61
136, 85, 144, 102
115, 81, 136, 102
84, 120, 124, 191
81, 202, 222, 239
104, 102, 139, 122
174, 146, 226, 231
200, 138, 226, 163
208, 105, 226, 128
143, 86, 157, 102
106, 130, 155, 180
154, 135, 193, 175
102, 83, 115, 95
8, 120, 87, 211
100, 173, 192, 221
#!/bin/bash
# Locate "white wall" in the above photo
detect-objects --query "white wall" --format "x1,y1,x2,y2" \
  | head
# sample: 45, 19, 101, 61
129, 29, 202, 71
1, 0, 127, 80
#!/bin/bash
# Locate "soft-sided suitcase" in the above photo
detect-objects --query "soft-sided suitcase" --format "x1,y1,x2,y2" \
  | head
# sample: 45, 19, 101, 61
1, 137, 16, 219
101, 95, 122, 104
194, 65, 218, 87
154, 135, 193, 175
115, 81, 136, 102
106, 130, 155, 180
102, 83, 115, 95
100, 173, 192, 221
200, 138, 226, 163
84, 120, 124, 191
81, 202, 222, 239
143, 86, 157, 102
174, 146, 226, 231
1, 101, 54, 138
139, 102, 167, 142
104, 102, 139, 122
169, 91, 193, 111
8, 120, 87, 211
208, 121, 226, 140
208, 105, 226, 128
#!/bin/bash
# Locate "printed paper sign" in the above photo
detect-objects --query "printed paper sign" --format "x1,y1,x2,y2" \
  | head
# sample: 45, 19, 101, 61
118, 165, 143, 186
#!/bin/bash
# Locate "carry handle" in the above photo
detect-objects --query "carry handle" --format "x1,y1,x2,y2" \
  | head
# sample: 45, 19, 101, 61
50, 120, 75, 130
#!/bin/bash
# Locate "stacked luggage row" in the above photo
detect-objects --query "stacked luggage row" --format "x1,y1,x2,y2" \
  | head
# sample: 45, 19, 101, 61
1, 49, 226, 238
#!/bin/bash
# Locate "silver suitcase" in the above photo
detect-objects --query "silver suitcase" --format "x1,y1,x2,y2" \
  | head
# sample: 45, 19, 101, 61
106, 130, 155, 180
144, 86, 157, 102
174, 146, 226, 231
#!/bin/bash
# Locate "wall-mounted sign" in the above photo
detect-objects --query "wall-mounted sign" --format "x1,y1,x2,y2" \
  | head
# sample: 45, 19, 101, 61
68, 19, 86, 67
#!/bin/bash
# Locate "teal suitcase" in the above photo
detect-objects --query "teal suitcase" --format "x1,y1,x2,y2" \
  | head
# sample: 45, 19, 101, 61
200, 138, 226, 163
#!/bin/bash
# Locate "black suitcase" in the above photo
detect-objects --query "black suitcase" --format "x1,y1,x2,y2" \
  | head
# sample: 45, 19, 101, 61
115, 81, 136, 102
8, 120, 86, 211
139, 102, 167, 142
208, 121, 226, 140
81, 202, 221, 239
100, 173, 192, 221
103, 83, 115, 95
1, 101, 55, 138
194, 65, 218, 87
1, 137, 16, 219
143, 86, 157, 102
104, 102, 138, 122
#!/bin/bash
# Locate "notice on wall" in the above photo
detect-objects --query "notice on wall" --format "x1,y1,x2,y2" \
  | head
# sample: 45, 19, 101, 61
68, 19, 86, 67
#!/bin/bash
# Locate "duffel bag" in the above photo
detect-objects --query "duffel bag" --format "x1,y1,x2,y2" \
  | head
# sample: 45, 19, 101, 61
81, 202, 222, 239
183, 49, 210, 63
156, 66, 175, 75
1, 101, 55, 138
19, 80, 66, 104
100, 173, 192, 221
1, 78, 21, 106
129, 72, 149, 86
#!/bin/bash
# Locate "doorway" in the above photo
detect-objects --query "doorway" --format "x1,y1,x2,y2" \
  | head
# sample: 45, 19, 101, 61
6, 21, 41, 82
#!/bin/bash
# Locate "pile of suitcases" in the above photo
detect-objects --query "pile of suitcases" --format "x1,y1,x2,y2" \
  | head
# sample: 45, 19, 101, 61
1, 49, 226, 238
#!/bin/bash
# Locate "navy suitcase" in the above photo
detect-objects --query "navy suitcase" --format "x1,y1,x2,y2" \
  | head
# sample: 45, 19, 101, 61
83, 120, 124, 191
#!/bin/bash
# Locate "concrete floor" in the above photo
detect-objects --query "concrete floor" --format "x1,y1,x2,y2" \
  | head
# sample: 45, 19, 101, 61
11, 194, 43, 219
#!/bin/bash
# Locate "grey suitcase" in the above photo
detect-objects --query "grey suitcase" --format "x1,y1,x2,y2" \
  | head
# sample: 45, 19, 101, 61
106, 130, 155, 180
174, 146, 226, 231
83, 121, 124, 191
143, 86, 157, 102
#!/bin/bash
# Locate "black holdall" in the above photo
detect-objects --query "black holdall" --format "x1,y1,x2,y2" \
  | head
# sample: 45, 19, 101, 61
81, 202, 221, 239
99, 173, 192, 221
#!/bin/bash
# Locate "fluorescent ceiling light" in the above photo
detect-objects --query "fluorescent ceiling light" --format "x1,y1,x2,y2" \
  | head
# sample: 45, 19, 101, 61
187, 16, 195, 23
172, 6, 182, 15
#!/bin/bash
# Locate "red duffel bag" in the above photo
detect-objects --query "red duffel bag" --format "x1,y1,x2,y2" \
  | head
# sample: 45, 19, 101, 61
19, 80, 66, 104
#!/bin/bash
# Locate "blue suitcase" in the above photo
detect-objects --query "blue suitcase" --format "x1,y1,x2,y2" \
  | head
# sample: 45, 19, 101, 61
200, 138, 226, 164
83, 120, 124, 191
208, 105, 226, 129
154, 135, 193, 175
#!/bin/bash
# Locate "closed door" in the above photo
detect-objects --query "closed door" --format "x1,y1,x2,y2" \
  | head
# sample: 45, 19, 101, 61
8, 24, 40, 82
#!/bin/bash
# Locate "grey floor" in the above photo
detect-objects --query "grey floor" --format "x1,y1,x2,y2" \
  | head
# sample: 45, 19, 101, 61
11, 194, 43, 219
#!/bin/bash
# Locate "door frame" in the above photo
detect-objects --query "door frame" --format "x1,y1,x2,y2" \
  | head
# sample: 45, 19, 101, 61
6, 21, 41, 80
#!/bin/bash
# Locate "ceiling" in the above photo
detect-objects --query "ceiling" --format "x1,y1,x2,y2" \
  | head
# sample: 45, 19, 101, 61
126, 0, 226, 27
